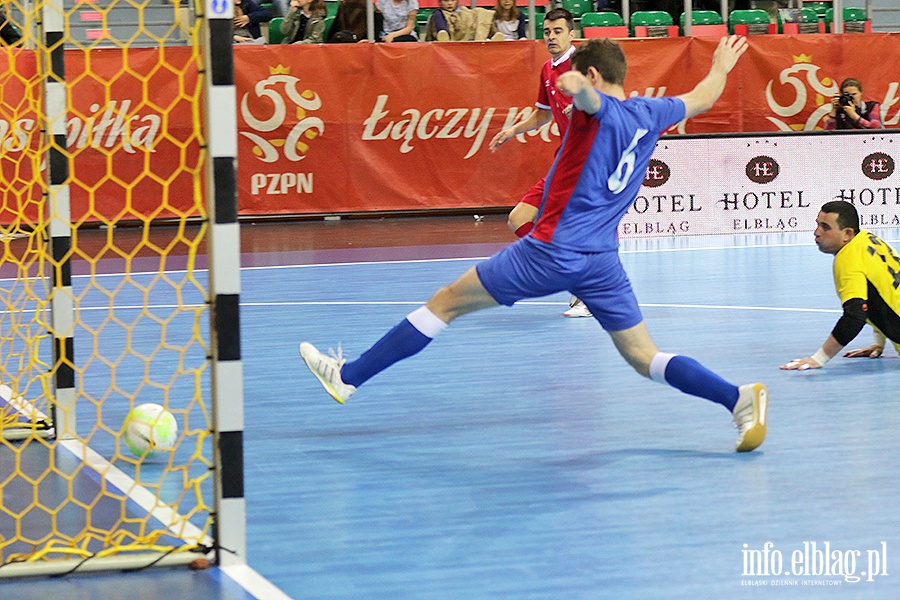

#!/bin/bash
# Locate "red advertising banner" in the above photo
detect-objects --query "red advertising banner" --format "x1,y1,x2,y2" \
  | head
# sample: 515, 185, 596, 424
1, 34, 899, 224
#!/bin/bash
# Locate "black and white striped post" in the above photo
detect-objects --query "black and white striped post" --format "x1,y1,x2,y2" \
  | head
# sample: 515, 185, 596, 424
43, 0, 75, 439
203, 0, 246, 567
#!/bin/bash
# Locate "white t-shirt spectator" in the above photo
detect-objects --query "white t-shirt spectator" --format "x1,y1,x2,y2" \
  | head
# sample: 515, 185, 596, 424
377, 0, 419, 39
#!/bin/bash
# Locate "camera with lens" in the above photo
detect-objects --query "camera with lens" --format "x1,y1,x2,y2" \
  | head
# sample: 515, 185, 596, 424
838, 91, 855, 107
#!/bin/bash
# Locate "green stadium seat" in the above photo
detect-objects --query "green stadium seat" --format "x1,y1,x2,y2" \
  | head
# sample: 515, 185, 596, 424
803, 1, 829, 18
825, 7, 870, 33
680, 9, 725, 35
631, 10, 677, 37
416, 8, 434, 37
326, 1, 339, 18
268, 17, 285, 44
777, 7, 820, 34
581, 11, 624, 27
533, 12, 544, 39
581, 11, 627, 38
680, 10, 723, 26
729, 9, 772, 34
798, 7, 820, 32
323, 15, 335, 40
560, 0, 592, 18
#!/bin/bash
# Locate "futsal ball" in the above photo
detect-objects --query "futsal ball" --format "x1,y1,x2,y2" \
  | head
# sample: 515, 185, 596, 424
122, 403, 178, 459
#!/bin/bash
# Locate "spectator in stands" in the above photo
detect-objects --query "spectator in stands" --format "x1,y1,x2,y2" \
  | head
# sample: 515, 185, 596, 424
425, 0, 499, 41
825, 77, 883, 130
328, 0, 385, 41
492, 0, 526, 40
377, 0, 418, 41
426, 0, 464, 41
233, 0, 273, 42
281, 0, 328, 43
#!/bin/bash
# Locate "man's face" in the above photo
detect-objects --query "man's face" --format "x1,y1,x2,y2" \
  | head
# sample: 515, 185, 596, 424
814, 211, 852, 255
543, 18, 574, 60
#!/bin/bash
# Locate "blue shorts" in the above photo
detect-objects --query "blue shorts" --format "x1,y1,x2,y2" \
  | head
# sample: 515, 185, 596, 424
475, 238, 643, 332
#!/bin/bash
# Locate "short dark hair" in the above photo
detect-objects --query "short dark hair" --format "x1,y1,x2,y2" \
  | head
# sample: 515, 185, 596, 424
543, 8, 574, 31
571, 38, 627, 86
821, 200, 860, 233
840, 77, 863, 93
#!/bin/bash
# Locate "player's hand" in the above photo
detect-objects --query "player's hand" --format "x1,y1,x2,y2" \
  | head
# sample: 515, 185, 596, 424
843, 344, 883, 358
780, 357, 823, 371
489, 128, 515, 152
713, 35, 748, 74
233, 14, 250, 27
562, 104, 573, 117
556, 71, 589, 97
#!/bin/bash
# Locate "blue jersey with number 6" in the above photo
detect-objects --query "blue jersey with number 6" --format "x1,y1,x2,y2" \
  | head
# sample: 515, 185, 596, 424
531, 93, 685, 252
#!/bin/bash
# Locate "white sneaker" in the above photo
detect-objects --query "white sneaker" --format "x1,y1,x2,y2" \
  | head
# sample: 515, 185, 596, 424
733, 383, 768, 452
563, 297, 592, 318
299, 342, 357, 404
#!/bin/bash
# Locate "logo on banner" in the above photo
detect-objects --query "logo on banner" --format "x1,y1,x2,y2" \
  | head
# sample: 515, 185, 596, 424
861, 152, 895, 180
240, 65, 324, 163
746, 156, 780, 184
643, 159, 670, 188
765, 55, 838, 131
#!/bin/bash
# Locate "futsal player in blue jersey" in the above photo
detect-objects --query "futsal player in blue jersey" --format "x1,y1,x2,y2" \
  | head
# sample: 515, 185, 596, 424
301, 35, 768, 452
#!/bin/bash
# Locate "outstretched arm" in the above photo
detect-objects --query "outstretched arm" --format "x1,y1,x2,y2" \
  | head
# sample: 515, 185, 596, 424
489, 108, 554, 151
678, 35, 748, 120
780, 334, 844, 371
781, 297, 869, 370
556, 70, 601, 115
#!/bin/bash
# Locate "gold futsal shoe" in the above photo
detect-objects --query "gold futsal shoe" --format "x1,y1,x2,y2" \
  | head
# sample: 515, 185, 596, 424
733, 383, 768, 452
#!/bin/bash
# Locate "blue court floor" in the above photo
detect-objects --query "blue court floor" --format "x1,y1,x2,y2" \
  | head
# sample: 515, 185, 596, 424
4, 216, 900, 599
242, 218, 900, 599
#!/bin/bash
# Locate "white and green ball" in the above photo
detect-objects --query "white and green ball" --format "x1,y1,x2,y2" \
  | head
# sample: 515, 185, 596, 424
122, 403, 178, 458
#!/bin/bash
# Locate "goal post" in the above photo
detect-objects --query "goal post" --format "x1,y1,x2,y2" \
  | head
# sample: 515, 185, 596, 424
0, 0, 245, 576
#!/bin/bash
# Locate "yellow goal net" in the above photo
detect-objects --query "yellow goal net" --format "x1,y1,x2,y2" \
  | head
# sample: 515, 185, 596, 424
0, 0, 243, 577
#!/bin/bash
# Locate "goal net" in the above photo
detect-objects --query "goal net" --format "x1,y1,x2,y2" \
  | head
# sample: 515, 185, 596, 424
0, 0, 241, 576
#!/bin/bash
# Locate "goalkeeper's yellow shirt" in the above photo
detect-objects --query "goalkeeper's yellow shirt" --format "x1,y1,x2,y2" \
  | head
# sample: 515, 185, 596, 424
833, 229, 900, 351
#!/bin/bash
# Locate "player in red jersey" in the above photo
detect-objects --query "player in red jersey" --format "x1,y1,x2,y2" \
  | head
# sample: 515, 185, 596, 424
489, 7, 575, 239
489, 8, 591, 316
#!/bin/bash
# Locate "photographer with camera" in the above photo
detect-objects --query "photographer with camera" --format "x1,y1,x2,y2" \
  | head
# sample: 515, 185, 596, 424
825, 77, 882, 130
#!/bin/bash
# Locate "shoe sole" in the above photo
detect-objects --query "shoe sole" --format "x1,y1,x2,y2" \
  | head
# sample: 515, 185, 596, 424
735, 383, 768, 452
299, 344, 347, 404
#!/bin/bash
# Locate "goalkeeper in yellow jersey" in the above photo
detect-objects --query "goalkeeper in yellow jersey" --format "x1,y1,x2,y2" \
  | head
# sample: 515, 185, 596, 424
781, 200, 900, 370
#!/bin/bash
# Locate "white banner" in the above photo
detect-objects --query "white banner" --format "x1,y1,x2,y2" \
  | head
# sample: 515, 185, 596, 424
621, 130, 900, 238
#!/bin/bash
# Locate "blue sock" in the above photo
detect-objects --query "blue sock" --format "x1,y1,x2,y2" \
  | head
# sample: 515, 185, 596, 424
341, 312, 443, 387
650, 354, 739, 411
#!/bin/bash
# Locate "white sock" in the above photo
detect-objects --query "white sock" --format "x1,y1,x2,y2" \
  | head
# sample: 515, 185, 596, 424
406, 306, 448, 338
649, 352, 676, 384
